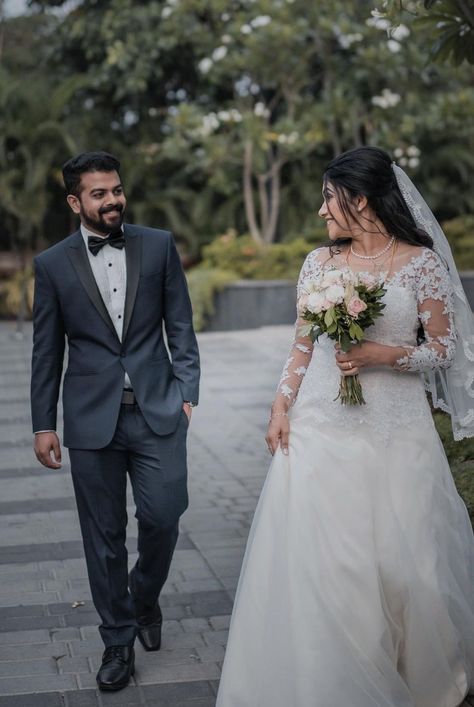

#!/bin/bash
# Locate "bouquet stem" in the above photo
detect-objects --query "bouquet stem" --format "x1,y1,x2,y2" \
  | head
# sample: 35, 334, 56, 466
335, 374, 366, 405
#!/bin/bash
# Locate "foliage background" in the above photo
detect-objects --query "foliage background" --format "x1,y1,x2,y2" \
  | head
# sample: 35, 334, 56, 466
1, 0, 474, 261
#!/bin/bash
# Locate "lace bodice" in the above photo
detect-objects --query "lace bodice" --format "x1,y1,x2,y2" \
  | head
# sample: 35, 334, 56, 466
275, 246, 456, 442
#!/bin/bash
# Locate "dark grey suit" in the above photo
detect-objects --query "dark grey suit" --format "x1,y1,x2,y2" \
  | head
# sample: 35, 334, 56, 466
31, 224, 200, 646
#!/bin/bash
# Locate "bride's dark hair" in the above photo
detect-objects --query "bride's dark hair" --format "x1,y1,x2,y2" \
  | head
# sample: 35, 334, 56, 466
323, 146, 433, 250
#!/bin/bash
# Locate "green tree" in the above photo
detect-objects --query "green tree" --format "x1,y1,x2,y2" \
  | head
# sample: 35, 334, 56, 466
19, 0, 474, 253
383, 0, 474, 65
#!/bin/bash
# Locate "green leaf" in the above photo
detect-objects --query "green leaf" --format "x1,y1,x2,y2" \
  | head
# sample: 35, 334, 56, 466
298, 323, 313, 338
324, 308, 334, 327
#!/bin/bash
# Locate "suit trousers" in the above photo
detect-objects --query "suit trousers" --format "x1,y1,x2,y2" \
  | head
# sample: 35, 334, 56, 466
68, 402, 189, 647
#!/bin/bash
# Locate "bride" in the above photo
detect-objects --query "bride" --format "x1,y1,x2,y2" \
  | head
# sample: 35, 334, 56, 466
216, 146, 474, 707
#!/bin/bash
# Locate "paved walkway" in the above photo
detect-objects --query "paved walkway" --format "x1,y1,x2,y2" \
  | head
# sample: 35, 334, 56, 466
0, 321, 291, 707
1, 321, 473, 707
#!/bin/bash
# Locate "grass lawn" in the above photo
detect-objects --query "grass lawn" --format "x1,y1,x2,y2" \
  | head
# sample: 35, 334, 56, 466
434, 411, 474, 523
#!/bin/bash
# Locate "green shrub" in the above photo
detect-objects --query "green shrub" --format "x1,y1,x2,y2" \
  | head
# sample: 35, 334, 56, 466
187, 266, 239, 332
433, 410, 474, 524
187, 231, 316, 330
441, 215, 474, 271
0, 269, 34, 319
201, 230, 313, 281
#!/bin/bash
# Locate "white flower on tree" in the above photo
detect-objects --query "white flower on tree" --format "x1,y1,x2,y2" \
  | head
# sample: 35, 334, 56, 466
277, 132, 299, 145
251, 15, 272, 28
198, 58, 213, 74
366, 16, 391, 30
217, 109, 242, 123
372, 89, 401, 109
254, 102, 270, 118
212, 46, 228, 62
390, 24, 410, 41
387, 39, 402, 53
337, 32, 363, 49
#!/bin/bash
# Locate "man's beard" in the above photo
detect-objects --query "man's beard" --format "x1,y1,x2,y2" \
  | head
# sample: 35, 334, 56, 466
81, 204, 124, 234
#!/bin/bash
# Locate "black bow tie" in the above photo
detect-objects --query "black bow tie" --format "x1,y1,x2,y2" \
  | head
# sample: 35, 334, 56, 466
88, 230, 125, 256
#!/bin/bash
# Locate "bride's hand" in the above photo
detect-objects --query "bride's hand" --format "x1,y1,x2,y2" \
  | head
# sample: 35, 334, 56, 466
335, 341, 401, 374
265, 413, 290, 456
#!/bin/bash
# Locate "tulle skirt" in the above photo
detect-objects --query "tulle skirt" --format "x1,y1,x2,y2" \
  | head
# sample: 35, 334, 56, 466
216, 409, 474, 707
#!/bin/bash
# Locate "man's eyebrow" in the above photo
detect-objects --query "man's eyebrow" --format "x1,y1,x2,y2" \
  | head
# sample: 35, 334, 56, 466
89, 183, 123, 194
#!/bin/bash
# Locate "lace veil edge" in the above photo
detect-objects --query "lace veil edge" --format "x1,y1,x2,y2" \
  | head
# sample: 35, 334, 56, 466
393, 163, 474, 441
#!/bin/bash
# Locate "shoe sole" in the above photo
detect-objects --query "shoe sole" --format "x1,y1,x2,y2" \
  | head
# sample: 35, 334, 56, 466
97, 662, 135, 691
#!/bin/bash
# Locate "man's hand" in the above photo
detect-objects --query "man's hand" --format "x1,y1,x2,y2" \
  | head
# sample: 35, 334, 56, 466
34, 432, 62, 469
183, 402, 193, 423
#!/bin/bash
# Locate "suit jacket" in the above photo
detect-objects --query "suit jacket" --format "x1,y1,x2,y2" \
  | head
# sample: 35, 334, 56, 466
30, 224, 200, 449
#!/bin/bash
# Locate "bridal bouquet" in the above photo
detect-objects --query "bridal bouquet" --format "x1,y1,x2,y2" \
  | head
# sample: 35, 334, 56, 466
298, 269, 386, 405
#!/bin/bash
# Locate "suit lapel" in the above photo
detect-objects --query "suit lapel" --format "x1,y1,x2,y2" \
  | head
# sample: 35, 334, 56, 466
66, 230, 118, 339
122, 225, 141, 343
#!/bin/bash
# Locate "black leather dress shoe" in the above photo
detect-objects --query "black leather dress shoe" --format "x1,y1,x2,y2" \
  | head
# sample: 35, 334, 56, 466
96, 645, 135, 691
137, 606, 162, 652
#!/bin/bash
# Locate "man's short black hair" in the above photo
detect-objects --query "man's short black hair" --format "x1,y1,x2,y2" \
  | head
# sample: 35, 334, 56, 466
62, 151, 121, 196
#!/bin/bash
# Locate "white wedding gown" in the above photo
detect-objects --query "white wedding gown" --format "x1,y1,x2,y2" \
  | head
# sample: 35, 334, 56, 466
216, 247, 474, 707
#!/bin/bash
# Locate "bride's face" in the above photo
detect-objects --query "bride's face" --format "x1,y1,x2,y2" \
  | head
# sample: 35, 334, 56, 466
318, 181, 358, 240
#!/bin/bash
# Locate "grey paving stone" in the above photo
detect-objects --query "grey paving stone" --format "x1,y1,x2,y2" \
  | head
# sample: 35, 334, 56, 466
64, 612, 100, 628
0, 591, 59, 608
0, 498, 77, 515
0, 693, 64, 706
0, 605, 45, 619
201, 630, 228, 647
65, 691, 100, 707
57, 656, 90, 674
50, 628, 82, 642
135, 661, 220, 685
141, 680, 215, 701
0, 467, 64, 480
194, 645, 225, 663
0, 642, 67, 661
208, 616, 230, 631
0, 673, 77, 694
0, 615, 61, 633
0, 629, 52, 646
0, 658, 57, 677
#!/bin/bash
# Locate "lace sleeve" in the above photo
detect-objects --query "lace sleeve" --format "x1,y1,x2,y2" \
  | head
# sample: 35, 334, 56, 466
394, 250, 457, 372
273, 253, 316, 408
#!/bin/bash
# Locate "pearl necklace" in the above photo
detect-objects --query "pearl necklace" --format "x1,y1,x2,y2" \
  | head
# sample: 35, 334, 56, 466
350, 236, 395, 260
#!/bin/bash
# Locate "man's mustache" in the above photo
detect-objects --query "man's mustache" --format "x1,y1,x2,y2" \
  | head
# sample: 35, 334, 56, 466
99, 205, 123, 215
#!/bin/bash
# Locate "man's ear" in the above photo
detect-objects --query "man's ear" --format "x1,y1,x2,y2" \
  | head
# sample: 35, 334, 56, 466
67, 195, 81, 214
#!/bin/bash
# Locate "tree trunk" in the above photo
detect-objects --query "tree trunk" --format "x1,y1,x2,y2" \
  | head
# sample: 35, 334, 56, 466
243, 141, 263, 244
263, 158, 282, 244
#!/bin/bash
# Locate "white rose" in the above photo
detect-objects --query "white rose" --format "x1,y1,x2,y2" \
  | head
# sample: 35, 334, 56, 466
306, 292, 327, 314
324, 284, 345, 305
322, 270, 342, 287
301, 278, 320, 295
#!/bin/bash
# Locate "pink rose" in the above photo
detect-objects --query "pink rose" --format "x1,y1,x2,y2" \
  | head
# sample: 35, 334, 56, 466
347, 296, 367, 318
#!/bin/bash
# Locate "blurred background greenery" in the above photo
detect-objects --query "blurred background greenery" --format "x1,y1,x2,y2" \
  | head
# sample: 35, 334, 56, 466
0, 0, 473, 315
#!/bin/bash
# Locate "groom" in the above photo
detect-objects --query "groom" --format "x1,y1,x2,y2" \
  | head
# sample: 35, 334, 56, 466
30, 151, 200, 691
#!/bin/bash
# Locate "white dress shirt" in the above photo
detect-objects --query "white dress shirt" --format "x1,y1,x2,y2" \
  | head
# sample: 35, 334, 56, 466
81, 225, 131, 389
